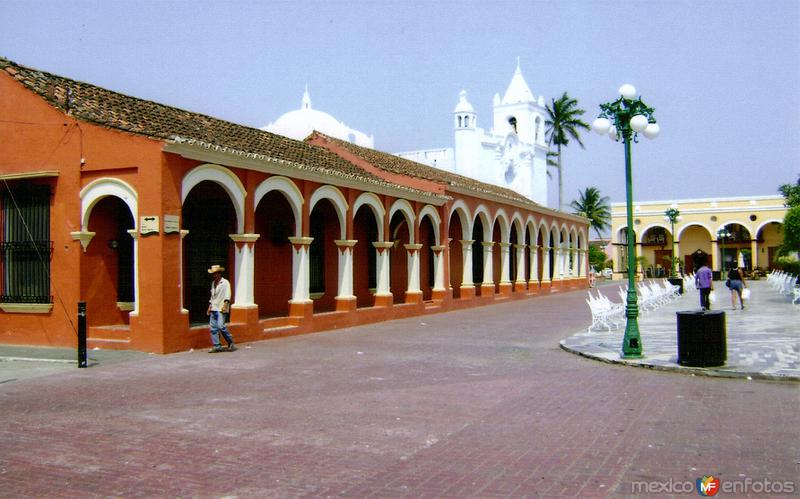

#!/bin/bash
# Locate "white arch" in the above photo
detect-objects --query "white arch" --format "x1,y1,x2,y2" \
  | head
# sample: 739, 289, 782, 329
389, 198, 416, 244
473, 204, 493, 241
715, 220, 753, 239
253, 176, 304, 238
309, 185, 348, 240
80, 178, 138, 231
493, 208, 511, 242
510, 215, 525, 243
559, 224, 570, 247
537, 222, 550, 244
418, 205, 442, 246
578, 228, 588, 249
677, 222, 713, 240
640, 222, 670, 237
182, 164, 246, 233
755, 218, 784, 236
353, 192, 386, 242
568, 226, 578, 247
550, 223, 561, 245
448, 200, 472, 240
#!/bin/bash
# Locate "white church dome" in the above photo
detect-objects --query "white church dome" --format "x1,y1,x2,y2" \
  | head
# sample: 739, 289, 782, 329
263, 87, 374, 148
453, 90, 475, 113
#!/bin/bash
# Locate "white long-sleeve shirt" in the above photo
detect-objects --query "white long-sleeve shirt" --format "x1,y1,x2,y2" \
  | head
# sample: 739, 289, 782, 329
209, 277, 231, 312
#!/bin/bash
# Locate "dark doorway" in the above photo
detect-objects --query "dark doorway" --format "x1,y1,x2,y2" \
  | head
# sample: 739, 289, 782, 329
183, 181, 236, 323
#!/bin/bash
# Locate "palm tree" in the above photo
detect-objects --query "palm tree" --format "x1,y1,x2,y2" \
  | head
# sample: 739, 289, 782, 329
571, 187, 611, 244
545, 92, 590, 211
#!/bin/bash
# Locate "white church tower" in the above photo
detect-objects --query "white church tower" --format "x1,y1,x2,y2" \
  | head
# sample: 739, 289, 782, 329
397, 60, 551, 207
454, 90, 480, 179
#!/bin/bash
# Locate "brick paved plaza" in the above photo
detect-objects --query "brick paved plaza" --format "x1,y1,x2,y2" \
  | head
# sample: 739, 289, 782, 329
1, 287, 798, 497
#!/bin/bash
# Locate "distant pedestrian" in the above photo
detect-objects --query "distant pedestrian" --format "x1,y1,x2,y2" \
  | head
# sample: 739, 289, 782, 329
727, 266, 747, 310
695, 260, 713, 311
207, 265, 236, 353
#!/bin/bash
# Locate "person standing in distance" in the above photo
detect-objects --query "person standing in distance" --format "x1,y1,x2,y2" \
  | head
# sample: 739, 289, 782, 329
694, 257, 714, 311
207, 265, 236, 353
727, 265, 747, 310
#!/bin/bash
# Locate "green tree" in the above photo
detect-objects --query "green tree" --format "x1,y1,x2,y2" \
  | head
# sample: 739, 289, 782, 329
588, 244, 608, 270
545, 92, 590, 211
570, 187, 611, 244
779, 175, 800, 252
779, 175, 800, 207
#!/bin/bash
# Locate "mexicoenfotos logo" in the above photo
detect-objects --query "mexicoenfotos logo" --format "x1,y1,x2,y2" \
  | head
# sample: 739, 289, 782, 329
631, 475, 796, 495
696, 475, 720, 496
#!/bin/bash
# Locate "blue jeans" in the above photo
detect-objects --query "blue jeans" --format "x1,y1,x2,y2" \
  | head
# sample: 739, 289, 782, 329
209, 311, 233, 347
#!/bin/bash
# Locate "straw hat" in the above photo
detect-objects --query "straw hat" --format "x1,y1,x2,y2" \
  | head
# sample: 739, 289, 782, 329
207, 265, 225, 274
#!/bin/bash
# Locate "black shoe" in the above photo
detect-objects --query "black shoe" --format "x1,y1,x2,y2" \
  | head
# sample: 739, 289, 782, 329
208, 346, 225, 353
227, 344, 238, 352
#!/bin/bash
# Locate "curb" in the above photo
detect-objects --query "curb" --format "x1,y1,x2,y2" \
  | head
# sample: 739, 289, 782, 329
559, 341, 800, 383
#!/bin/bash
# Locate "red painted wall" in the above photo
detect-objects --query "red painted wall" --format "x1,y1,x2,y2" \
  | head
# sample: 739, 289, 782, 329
254, 190, 294, 318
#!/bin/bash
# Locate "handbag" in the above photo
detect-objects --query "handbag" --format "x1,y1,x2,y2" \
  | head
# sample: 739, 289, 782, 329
742, 288, 751, 300
725, 279, 731, 288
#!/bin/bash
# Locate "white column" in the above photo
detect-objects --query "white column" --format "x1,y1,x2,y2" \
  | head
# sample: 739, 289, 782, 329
482, 241, 494, 286
334, 239, 357, 300
529, 245, 539, 284
711, 240, 719, 271
635, 243, 644, 274
674, 241, 682, 274
404, 243, 423, 294
568, 246, 576, 278
126, 229, 139, 316
498, 241, 512, 284
554, 246, 564, 280
289, 236, 314, 304
460, 239, 474, 287
431, 245, 446, 292
179, 229, 189, 313
541, 246, 551, 282
229, 233, 259, 307
373, 242, 394, 298
514, 243, 526, 285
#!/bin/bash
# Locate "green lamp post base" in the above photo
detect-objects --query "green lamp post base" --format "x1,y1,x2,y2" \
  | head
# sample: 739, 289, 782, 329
621, 321, 644, 358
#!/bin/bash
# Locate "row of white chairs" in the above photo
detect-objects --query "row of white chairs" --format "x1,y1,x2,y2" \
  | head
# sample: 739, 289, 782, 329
682, 273, 698, 292
586, 279, 681, 332
766, 270, 800, 305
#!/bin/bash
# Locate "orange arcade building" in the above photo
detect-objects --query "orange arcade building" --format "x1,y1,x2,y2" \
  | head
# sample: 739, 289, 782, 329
0, 58, 589, 354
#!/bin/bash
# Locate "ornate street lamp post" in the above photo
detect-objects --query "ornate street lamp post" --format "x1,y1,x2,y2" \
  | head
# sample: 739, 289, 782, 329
591, 84, 659, 359
717, 227, 732, 275
664, 208, 681, 278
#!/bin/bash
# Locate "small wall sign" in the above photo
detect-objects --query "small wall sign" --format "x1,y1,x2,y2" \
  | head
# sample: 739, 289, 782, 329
163, 214, 180, 234
140, 216, 159, 235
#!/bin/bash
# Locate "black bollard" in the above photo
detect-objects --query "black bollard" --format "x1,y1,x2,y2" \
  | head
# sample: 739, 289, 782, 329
78, 301, 87, 368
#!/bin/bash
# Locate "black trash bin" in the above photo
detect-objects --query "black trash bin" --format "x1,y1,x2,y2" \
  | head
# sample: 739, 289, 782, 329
676, 310, 726, 367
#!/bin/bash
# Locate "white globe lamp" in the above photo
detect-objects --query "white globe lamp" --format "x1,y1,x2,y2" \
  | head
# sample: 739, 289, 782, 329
619, 84, 637, 100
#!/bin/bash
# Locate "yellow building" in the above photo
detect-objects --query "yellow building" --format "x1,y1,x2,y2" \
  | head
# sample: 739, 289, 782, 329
610, 196, 787, 279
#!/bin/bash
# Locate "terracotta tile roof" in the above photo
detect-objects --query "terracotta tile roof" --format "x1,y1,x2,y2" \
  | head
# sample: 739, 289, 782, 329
308, 132, 543, 210
0, 58, 445, 202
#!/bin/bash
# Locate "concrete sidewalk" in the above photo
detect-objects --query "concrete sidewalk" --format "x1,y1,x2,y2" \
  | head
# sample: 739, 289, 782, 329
561, 279, 800, 381
0, 345, 150, 384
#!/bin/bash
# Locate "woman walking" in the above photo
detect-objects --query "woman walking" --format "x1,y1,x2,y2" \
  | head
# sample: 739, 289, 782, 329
727, 266, 747, 310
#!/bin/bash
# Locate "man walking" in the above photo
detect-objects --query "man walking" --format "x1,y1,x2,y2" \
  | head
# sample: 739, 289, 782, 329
694, 258, 713, 311
207, 265, 236, 353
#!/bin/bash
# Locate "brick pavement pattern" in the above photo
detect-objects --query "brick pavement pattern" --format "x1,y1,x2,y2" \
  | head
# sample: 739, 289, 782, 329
0, 289, 797, 498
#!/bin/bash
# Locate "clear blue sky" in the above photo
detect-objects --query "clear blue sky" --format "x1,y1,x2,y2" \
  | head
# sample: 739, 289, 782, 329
2, 0, 798, 209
